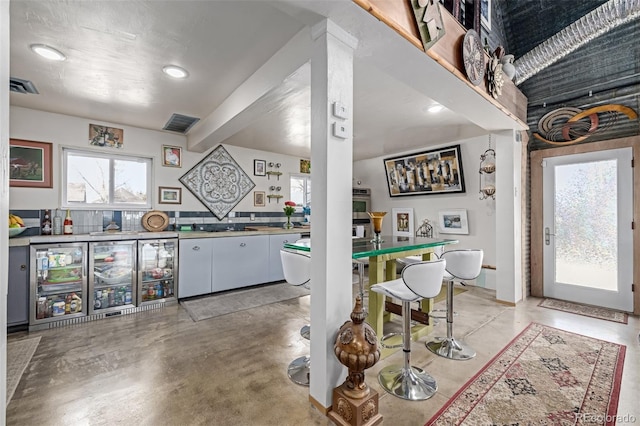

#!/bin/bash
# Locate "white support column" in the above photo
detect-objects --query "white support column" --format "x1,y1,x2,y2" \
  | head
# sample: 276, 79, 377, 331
495, 131, 523, 304
309, 19, 358, 409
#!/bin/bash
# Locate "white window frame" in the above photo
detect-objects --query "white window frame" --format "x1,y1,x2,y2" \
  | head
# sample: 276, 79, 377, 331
62, 147, 153, 209
290, 173, 311, 210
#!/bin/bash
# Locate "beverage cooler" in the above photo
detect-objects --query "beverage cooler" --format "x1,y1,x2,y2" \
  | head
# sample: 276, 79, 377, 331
30, 243, 88, 326
89, 240, 137, 314
138, 239, 177, 304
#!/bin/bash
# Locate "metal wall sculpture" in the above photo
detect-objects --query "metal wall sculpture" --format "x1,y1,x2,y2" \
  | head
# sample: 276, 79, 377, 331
179, 145, 255, 220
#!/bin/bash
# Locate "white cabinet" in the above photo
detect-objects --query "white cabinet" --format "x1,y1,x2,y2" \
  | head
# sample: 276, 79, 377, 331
178, 238, 214, 298
268, 233, 301, 282
212, 235, 269, 292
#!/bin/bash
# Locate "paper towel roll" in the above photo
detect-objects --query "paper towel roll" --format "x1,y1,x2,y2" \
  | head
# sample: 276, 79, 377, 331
355, 225, 365, 238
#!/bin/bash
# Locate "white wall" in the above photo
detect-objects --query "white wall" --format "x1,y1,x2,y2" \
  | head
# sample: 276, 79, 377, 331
353, 136, 497, 266
9, 106, 308, 213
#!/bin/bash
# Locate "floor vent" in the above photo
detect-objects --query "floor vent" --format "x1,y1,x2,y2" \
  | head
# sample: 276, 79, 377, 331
163, 113, 200, 134
10, 77, 39, 94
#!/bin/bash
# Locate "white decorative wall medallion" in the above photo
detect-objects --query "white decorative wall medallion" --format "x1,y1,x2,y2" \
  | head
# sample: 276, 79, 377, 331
179, 145, 255, 220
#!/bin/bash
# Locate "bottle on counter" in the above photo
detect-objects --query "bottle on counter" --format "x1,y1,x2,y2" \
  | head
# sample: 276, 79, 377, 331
53, 209, 63, 235
41, 209, 52, 235
63, 209, 73, 235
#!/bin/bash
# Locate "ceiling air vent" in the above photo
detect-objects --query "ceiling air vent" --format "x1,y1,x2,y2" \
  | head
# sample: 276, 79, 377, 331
162, 113, 200, 134
9, 77, 39, 94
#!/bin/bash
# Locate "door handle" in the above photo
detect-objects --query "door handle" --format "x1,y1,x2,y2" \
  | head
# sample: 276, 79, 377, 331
192, 246, 200, 251
545, 227, 555, 245
240, 242, 246, 247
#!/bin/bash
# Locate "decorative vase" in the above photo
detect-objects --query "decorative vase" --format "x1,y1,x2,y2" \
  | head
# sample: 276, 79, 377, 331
367, 211, 386, 243
500, 54, 516, 81
284, 216, 293, 229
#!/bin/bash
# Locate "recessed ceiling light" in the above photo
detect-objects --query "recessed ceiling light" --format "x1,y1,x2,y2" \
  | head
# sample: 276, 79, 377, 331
162, 65, 189, 79
30, 44, 66, 61
428, 105, 444, 113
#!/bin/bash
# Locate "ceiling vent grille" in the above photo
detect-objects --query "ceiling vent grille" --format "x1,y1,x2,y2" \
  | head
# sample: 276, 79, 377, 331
162, 113, 200, 134
10, 77, 39, 94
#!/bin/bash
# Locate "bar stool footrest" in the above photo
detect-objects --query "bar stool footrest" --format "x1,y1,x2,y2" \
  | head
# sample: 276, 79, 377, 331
379, 332, 404, 349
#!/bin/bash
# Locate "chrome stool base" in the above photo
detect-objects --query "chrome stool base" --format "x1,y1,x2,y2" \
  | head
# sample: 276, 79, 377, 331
378, 365, 437, 401
300, 325, 310, 340
287, 355, 310, 386
426, 338, 476, 361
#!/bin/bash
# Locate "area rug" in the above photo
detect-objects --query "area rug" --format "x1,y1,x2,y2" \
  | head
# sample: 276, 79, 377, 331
181, 283, 310, 322
426, 322, 626, 426
539, 298, 628, 324
6, 336, 41, 405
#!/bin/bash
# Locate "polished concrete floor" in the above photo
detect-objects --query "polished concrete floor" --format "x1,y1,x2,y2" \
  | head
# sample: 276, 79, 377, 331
7, 276, 640, 425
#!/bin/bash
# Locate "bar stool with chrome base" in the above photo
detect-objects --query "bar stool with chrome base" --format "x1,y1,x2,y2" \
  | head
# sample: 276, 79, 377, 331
280, 249, 311, 385
426, 249, 483, 361
370, 259, 447, 400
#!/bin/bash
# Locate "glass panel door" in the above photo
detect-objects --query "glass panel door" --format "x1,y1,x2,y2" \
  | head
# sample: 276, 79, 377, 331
89, 240, 136, 314
138, 239, 177, 304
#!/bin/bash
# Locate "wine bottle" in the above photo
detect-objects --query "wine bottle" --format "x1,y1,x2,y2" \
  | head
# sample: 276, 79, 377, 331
53, 209, 63, 235
41, 209, 52, 235
63, 209, 73, 235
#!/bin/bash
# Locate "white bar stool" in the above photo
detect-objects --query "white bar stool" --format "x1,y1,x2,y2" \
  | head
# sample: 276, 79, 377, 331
370, 259, 446, 400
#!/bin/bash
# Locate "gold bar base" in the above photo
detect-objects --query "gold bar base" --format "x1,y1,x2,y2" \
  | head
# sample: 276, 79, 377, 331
328, 383, 383, 426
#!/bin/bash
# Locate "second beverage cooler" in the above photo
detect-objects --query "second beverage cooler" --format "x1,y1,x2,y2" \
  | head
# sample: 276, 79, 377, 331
89, 240, 137, 314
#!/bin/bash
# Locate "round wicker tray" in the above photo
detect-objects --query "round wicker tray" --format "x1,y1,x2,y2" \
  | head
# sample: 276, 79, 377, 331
141, 210, 169, 232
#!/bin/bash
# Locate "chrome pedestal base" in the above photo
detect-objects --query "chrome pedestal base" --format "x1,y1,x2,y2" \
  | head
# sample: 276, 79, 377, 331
426, 338, 476, 360
287, 355, 310, 386
378, 365, 437, 401
300, 325, 310, 340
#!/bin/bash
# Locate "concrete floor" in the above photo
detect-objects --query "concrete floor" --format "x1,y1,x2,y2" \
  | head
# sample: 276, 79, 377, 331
7, 276, 640, 425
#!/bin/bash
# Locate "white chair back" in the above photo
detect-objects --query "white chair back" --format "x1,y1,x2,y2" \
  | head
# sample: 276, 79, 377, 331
440, 249, 484, 281
401, 259, 447, 299
280, 249, 311, 287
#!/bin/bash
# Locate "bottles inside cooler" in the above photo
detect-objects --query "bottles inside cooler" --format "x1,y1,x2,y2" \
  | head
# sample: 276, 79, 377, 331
90, 241, 136, 313
139, 240, 176, 302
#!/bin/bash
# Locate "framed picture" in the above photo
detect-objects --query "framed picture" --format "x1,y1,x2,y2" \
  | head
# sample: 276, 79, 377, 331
89, 124, 124, 148
162, 145, 182, 167
158, 186, 182, 204
481, 0, 491, 30
9, 139, 53, 188
438, 209, 469, 235
300, 159, 311, 174
392, 208, 414, 237
254, 191, 265, 207
254, 159, 266, 176
383, 144, 465, 197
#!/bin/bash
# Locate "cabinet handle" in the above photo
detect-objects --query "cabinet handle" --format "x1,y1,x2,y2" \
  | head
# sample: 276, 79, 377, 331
20, 264, 26, 271
240, 242, 246, 247
283, 240, 288, 243
192, 246, 200, 251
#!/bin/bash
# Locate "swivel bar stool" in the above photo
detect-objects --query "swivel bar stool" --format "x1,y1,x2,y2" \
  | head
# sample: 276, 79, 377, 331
280, 249, 311, 385
426, 249, 483, 361
370, 259, 446, 400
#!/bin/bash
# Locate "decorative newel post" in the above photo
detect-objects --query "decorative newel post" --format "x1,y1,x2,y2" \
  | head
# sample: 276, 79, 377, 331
329, 296, 382, 426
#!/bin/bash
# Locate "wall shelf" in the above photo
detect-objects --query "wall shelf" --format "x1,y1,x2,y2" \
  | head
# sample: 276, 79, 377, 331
267, 194, 283, 203
266, 171, 282, 180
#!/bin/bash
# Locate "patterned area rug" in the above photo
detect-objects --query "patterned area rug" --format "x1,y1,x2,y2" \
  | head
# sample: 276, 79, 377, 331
426, 323, 626, 425
6, 336, 41, 406
539, 298, 628, 324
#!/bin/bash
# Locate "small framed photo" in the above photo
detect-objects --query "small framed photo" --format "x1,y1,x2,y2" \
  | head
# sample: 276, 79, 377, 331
254, 191, 265, 207
162, 145, 182, 167
158, 186, 182, 204
89, 124, 124, 148
438, 209, 469, 235
392, 208, 414, 237
254, 159, 266, 176
9, 139, 53, 188
481, 0, 491, 30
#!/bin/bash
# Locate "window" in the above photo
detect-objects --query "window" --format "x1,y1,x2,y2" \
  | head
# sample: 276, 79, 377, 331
62, 148, 152, 209
290, 174, 311, 208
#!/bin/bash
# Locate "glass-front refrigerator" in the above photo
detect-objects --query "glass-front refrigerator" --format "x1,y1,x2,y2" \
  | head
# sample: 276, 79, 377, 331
138, 239, 177, 305
30, 243, 88, 327
89, 240, 137, 314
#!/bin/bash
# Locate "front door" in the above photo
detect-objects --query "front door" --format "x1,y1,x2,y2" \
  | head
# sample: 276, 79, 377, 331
542, 147, 633, 311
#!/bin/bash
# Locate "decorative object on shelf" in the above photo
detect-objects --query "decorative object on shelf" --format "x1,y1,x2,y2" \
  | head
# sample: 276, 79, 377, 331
462, 29, 485, 86
500, 54, 516, 81
410, 0, 446, 51
141, 210, 170, 232
487, 50, 504, 99
300, 159, 310, 174
392, 208, 414, 238
179, 145, 255, 220
283, 201, 296, 229
161, 145, 182, 167
266, 162, 282, 180
533, 104, 638, 146
479, 136, 496, 200
384, 144, 465, 197
158, 186, 182, 204
302, 205, 311, 223
9, 139, 53, 188
254, 191, 265, 207
328, 295, 382, 426
104, 221, 120, 232
89, 124, 123, 148
437, 209, 469, 235
367, 211, 387, 243
267, 186, 283, 203
254, 159, 266, 176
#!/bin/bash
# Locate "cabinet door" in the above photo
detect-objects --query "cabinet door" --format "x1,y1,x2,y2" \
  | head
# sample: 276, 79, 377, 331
268, 233, 301, 282
212, 235, 269, 292
178, 239, 213, 298
8, 246, 30, 326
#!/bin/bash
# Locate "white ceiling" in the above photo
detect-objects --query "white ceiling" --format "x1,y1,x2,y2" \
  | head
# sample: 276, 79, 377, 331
9, 0, 521, 161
